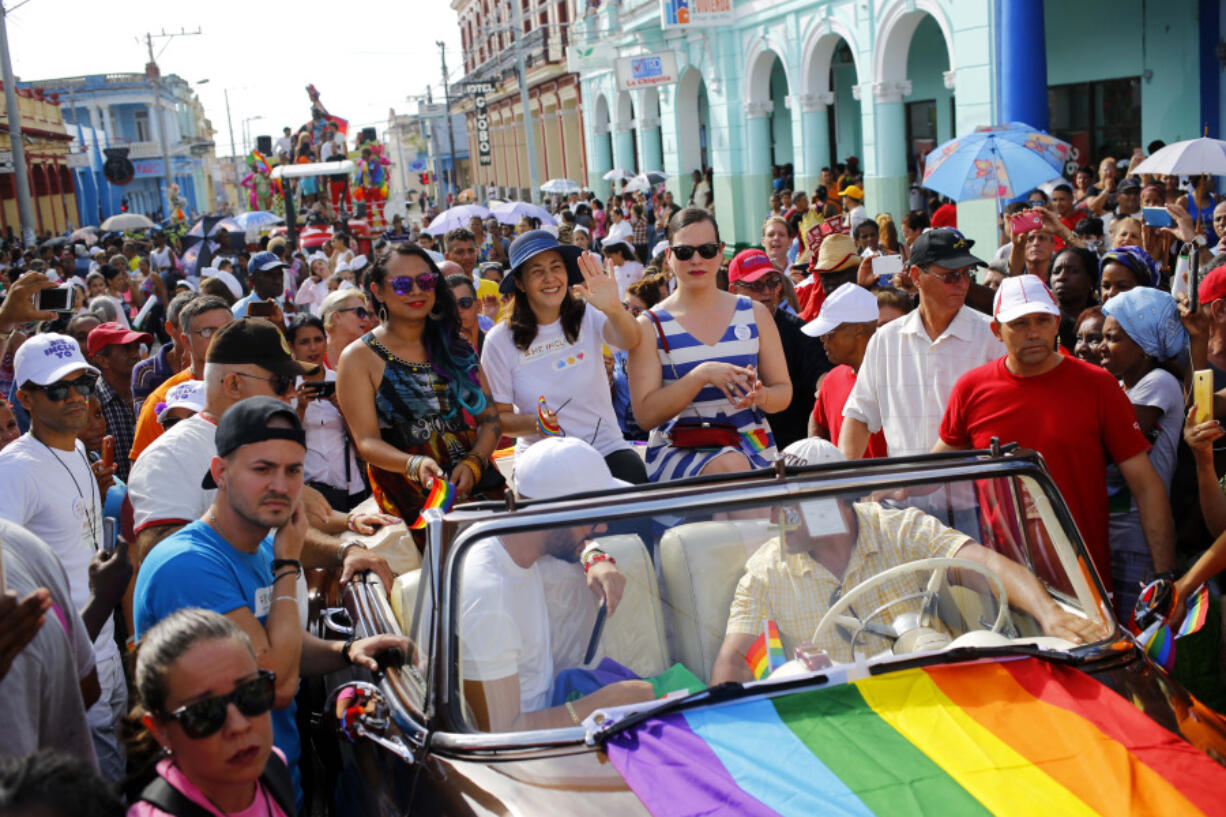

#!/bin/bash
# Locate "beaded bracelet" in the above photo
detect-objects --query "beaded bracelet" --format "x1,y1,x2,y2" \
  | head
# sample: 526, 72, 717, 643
582, 551, 615, 575
459, 455, 483, 484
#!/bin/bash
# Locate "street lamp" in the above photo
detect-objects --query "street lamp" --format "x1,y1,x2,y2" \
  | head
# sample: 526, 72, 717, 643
241, 115, 265, 158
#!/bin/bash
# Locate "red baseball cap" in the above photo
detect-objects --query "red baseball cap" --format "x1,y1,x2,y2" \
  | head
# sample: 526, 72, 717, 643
1200, 265, 1226, 305
86, 322, 152, 358
728, 249, 776, 284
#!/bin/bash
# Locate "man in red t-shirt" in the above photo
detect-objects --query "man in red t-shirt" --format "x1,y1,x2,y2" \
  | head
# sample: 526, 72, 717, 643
935, 274, 1175, 594
802, 282, 888, 458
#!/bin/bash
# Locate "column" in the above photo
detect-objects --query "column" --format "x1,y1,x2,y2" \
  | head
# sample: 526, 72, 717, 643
865, 81, 910, 223
587, 117, 613, 191
742, 101, 774, 245
794, 93, 832, 195
999, 0, 1048, 130
613, 123, 636, 174
637, 115, 663, 173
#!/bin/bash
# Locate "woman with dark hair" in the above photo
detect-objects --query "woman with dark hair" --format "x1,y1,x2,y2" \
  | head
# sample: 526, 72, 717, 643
481, 230, 647, 483
287, 314, 368, 511
1049, 246, 1100, 349
628, 208, 791, 481
130, 608, 291, 816
1099, 245, 1160, 303
337, 243, 503, 524
1074, 306, 1106, 366
446, 273, 485, 355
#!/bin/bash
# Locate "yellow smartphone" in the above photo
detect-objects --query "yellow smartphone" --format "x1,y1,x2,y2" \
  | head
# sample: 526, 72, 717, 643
1193, 369, 1213, 425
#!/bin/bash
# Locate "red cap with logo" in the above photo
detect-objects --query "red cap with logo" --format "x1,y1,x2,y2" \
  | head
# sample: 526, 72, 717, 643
1199, 265, 1226, 305
728, 249, 775, 285
86, 322, 152, 358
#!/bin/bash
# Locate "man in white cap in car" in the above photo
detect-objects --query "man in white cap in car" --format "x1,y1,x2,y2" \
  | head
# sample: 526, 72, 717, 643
803, 282, 888, 457
935, 274, 1176, 605
460, 437, 653, 732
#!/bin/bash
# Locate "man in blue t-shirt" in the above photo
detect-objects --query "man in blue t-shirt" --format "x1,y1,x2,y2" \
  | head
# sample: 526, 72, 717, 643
134, 396, 412, 805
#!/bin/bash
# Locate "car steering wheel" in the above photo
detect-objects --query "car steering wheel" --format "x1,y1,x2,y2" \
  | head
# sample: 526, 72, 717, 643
811, 557, 1012, 659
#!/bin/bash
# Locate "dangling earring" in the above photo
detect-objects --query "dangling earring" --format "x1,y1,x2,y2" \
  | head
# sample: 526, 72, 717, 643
377, 302, 389, 323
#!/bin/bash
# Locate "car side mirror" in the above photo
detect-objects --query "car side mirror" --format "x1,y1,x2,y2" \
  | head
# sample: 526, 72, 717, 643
326, 681, 415, 764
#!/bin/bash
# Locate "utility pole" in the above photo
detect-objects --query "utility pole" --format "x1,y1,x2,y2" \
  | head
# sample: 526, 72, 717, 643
509, 0, 540, 203
437, 42, 459, 205
223, 89, 238, 210
145, 27, 201, 221
0, 0, 38, 246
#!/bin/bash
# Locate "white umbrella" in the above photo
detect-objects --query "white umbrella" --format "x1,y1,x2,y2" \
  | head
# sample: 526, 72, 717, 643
638, 170, 668, 185
540, 178, 582, 195
490, 201, 557, 226
231, 211, 284, 232
621, 176, 651, 194
1133, 138, 1226, 177
603, 168, 635, 182
423, 204, 492, 236
101, 213, 156, 231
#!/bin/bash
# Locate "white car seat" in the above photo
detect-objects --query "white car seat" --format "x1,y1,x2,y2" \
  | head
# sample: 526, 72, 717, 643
658, 519, 776, 683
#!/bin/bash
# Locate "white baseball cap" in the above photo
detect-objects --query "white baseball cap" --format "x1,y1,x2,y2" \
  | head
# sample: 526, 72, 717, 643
801, 282, 880, 337
203, 268, 243, 300
992, 274, 1060, 324
782, 437, 845, 465
514, 437, 632, 499
14, 332, 99, 388
349, 254, 368, 272
156, 379, 205, 424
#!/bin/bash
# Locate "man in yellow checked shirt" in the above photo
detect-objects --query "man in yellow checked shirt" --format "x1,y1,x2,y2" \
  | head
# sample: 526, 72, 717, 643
710, 439, 1107, 683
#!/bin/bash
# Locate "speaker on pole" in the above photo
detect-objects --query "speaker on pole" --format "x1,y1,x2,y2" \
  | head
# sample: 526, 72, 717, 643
102, 147, 134, 186
256, 135, 273, 155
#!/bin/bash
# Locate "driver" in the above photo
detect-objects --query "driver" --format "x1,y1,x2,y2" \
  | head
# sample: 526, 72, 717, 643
460, 438, 655, 732
710, 439, 1106, 684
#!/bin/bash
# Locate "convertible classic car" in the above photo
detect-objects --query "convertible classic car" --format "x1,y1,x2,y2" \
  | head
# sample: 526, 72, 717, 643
307, 447, 1226, 816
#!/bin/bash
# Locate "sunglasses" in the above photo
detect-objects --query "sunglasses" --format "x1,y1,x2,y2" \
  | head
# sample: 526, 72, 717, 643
670, 242, 722, 261
921, 266, 974, 285
334, 305, 371, 320
28, 374, 97, 402
730, 277, 778, 294
161, 670, 276, 739
455, 296, 475, 309
233, 370, 297, 395
389, 273, 438, 294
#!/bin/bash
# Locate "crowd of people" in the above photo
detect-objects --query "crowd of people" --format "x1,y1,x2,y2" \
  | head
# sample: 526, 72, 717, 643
2, 136, 1226, 814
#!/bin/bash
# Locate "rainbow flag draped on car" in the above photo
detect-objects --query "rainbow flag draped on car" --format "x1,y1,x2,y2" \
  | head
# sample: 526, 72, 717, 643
604, 657, 1226, 816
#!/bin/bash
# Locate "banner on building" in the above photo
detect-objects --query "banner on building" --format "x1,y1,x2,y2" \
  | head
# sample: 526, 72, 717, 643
615, 52, 679, 91
467, 82, 495, 167
660, 0, 733, 28
567, 41, 617, 74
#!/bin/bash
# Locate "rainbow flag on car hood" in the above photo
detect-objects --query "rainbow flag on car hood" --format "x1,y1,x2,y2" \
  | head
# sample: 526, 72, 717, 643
604, 657, 1226, 816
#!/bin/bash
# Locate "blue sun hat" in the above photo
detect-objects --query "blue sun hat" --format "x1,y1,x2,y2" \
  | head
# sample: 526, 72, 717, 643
501, 230, 584, 295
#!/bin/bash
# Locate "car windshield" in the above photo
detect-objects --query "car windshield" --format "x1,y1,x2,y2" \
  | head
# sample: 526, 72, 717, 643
440, 470, 1113, 734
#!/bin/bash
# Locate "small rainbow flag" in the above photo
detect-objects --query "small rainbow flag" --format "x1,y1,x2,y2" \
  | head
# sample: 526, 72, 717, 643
536, 396, 563, 437
1176, 585, 1210, 639
605, 657, 1226, 816
409, 479, 457, 530
1140, 619, 1176, 672
740, 428, 770, 453
744, 620, 785, 680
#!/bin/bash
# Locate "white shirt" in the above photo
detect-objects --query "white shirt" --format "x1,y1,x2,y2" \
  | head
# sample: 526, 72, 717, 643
847, 204, 868, 232
298, 369, 363, 492
0, 435, 110, 652
843, 305, 1005, 456
612, 259, 644, 300
150, 246, 174, 272
128, 413, 216, 533
274, 136, 293, 158
482, 306, 628, 457
459, 538, 553, 713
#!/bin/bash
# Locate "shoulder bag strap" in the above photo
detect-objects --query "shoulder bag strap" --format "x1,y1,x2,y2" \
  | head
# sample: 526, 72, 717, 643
137, 776, 219, 817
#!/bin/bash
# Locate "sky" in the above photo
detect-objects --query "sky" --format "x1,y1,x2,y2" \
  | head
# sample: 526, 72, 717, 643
6, 0, 464, 157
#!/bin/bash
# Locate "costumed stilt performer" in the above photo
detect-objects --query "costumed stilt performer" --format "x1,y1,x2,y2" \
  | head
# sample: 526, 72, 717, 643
305, 84, 352, 216
355, 144, 391, 230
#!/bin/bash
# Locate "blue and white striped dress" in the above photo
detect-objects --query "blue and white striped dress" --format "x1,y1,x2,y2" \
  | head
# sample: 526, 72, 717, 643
644, 295, 778, 482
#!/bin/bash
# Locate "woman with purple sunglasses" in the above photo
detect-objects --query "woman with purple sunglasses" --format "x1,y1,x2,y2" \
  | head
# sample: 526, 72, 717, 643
337, 244, 504, 529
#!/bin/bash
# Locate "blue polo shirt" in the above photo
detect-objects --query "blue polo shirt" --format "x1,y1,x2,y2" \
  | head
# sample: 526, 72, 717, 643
134, 520, 302, 803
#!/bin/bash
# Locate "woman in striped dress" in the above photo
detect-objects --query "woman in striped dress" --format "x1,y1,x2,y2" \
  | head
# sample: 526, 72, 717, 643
628, 208, 792, 481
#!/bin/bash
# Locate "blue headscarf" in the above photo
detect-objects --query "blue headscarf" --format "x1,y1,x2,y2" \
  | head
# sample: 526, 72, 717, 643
1101, 287, 1188, 361
1099, 245, 1161, 287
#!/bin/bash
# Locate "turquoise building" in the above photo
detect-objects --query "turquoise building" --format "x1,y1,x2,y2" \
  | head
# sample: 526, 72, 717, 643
574, 0, 1220, 253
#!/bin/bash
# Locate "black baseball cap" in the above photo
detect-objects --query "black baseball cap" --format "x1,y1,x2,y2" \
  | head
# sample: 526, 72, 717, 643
1117, 176, 1142, 193
205, 318, 317, 379
909, 228, 987, 269
202, 396, 306, 488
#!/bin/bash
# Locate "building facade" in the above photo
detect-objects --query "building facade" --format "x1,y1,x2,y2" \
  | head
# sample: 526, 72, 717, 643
22, 72, 220, 225
387, 104, 471, 205
452, 0, 587, 201
0, 84, 76, 237
572, 0, 1219, 251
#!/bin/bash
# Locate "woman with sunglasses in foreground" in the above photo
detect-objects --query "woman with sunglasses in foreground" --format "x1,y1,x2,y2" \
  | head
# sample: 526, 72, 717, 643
628, 208, 791, 481
131, 608, 292, 816
480, 230, 648, 484
337, 243, 503, 526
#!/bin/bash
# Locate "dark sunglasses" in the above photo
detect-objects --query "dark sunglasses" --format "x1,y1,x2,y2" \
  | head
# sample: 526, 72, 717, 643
622, 302, 643, 317
670, 242, 722, 261
161, 670, 276, 739
389, 273, 438, 294
730, 277, 779, 294
234, 370, 297, 395
455, 296, 475, 309
334, 305, 371, 320
28, 374, 97, 402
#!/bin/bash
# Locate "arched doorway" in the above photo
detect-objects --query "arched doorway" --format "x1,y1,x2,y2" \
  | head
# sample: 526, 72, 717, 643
675, 67, 711, 177
744, 44, 790, 238
903, 15, 954, 181
613, 90, 638, 174
801, 25, 862, 196
590, 92, 614, 189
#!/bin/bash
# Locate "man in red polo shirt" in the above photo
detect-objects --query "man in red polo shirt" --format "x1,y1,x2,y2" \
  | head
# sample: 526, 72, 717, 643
935, 274, 1176, 599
